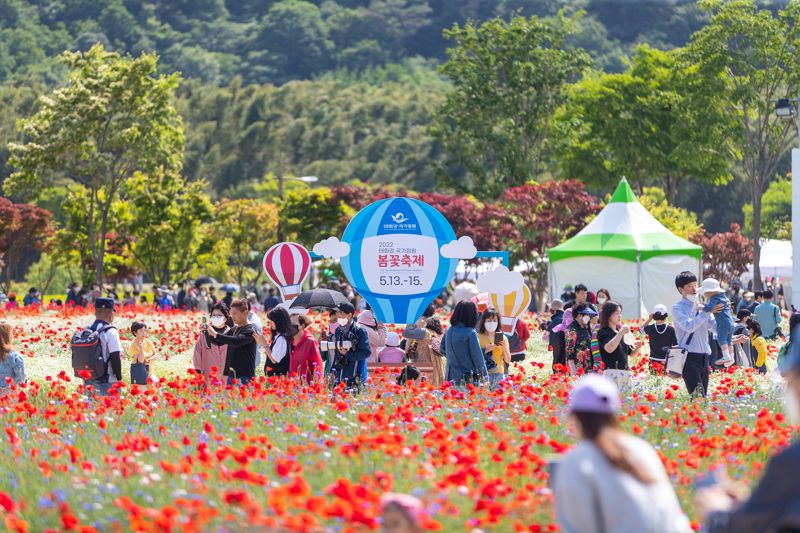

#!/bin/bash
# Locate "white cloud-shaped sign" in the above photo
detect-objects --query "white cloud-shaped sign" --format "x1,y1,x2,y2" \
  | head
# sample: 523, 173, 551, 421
477, 266, 524, 295
313, 236, 350, 259
440, 236, 478, 259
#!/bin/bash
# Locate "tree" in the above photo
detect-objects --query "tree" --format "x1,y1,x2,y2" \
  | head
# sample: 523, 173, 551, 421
499, 179, 600, 309
698, 223, 752, 281
432, 12, 591, 199
212, 199, 278, 294
638, 187, 705, 243
279, 187, 351, 248
126, 171, 214, 285
554, 45, 734, 202
687, 0, 800, 289
743, 176, 791, 240
5, 44, 184, 287
0, 197, 53, 292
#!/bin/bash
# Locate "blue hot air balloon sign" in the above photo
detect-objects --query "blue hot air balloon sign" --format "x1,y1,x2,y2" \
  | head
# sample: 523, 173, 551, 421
340, 197, 458, 324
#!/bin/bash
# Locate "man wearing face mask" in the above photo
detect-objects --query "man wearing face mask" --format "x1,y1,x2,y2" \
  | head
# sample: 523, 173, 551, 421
671, 271, 723, 397
331, 303, 371, 389
696, 329, 800, 531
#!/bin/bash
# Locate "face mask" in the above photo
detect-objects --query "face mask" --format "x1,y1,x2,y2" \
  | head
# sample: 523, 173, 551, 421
337, 318, 349, 327
597, 297, 607, 305
785, 392, 800, 425
685, 293, 698, 303
485, 321, 498, 332
210, 316, 225, 328
581, 316, 591, 325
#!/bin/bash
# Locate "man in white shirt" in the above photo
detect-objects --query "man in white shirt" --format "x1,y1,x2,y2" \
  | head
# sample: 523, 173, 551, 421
84, 297, 123, 396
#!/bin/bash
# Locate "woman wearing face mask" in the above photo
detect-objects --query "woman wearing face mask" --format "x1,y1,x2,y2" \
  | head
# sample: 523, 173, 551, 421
477, 308, 511, 390
288, 314, 323, 382
193, 302, 232, 386
596, 288, 611, 307
262, 306, 295, 377
566, 303, 598, 374
696, 330, 800, 532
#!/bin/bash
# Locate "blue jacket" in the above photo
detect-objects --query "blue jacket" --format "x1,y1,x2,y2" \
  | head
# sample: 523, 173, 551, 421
332, 321, 371, 385
0, 351, 26, 389
441, 325, 487, 384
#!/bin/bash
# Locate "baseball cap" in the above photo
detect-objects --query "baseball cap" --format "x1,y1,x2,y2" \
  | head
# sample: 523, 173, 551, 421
386, 331, 401, 347
569, 374, 621, 414
94, 297, 116, 310
652, 304, 668, 315
337, 302, 355, 314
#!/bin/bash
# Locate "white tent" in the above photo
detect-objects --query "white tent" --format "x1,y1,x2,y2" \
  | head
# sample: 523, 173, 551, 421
547, 179, 702, 318
743, 239, 792, 282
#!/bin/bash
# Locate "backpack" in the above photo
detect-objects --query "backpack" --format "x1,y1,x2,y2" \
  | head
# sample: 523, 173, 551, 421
71, 325, 115, 379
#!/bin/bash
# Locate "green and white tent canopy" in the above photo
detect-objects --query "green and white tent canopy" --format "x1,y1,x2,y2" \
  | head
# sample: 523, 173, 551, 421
548, 178, 702, 318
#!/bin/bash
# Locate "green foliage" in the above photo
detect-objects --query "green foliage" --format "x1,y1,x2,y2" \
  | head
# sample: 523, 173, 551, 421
432, 12, 591, 199
638, 187, 704, 243
279, 187, 351, 247
6, 44, 184, 285
24, 251, 79, 297
553, 45, 734, 202
743, 177, 791, 240
687, 0, 800, 287
126, 171, 214, 285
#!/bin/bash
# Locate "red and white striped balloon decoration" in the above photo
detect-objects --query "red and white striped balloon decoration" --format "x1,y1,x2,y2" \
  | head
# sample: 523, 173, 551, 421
262, 242, 311, 301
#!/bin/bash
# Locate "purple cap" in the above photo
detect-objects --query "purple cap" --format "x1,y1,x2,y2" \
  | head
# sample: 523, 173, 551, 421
569, 375, 621, 414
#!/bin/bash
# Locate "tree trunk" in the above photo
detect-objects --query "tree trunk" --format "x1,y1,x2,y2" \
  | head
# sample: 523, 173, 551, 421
87, 187, 99, 287
751, 179, 763, 290
97, 206, 109, 289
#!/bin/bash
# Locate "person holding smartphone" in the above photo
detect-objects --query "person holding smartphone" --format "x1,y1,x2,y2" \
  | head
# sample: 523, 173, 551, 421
477, 308, 511, 390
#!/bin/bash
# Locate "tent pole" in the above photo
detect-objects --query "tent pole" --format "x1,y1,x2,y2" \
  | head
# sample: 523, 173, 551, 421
637, 252, 642, 318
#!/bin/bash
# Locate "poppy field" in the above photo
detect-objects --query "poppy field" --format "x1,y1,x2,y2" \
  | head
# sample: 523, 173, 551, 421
0, 306, 792, 532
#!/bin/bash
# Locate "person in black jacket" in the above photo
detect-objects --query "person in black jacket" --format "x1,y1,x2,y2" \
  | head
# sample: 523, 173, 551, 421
697, 323, 800, 532
206, 298, 256, 385
331, 302, 371, 389
262, 306, 295, 377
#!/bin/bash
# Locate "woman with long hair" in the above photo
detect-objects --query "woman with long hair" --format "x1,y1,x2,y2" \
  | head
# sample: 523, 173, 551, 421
0, 322, 26, 396
554, 375, 692, 533
476, 308, 511, 390
263, 306, 296, 377
288, 313, 323, 382
565, 303, 597, 374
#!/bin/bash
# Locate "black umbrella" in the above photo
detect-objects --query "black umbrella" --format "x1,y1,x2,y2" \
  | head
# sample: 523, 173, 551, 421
194, 276, 217, 287
289, 289, 350, 310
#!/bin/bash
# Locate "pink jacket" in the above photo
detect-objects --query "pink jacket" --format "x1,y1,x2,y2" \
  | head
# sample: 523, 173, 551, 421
378, 346, 405, 364
193, 331, 229, 385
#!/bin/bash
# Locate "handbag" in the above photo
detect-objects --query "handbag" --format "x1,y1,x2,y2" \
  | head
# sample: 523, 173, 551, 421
734, 343, 751, 368
665, 332, 694, 378
130, 362, 149, 385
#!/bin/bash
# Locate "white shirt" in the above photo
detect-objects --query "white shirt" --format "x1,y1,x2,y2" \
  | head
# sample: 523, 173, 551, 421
94, 322, 122, 384
271, 336, 288, 363
554, 434, 692, 533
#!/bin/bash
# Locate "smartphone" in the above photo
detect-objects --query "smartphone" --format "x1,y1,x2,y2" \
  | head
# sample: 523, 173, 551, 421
546, 454, 561, 488
202, 316, 207, 326
494, 331, 504, 344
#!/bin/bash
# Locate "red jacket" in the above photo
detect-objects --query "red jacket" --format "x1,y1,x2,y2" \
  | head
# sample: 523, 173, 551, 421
290, 330, 323, 382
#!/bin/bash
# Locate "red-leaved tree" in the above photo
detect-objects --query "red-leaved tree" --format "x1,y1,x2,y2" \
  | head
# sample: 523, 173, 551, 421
698, 223, 752, 281
500, 180, 601, 309
0, 198, 53, 292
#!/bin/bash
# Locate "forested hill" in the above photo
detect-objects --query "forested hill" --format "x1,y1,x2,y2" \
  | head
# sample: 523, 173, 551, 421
1, 0, 710, 85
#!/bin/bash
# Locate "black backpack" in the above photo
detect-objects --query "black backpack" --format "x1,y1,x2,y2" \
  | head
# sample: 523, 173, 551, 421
71, 325, 115, 379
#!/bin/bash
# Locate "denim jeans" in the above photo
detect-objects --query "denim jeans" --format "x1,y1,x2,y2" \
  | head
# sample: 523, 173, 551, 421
83, 380, 113, 397
488, 373, 504, 390
227, 375, 253, 386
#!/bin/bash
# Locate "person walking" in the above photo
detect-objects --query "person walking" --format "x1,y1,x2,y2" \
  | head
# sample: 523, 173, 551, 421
671, 271, 722, 397
754, 289, 783, 339
566, 304, 598, 374
288, 314, 323, 382
440, 300, 488, 388
0, 322, 26, 396
193, 302, 231, 386
548, 300, 568, 373
205, 299, 257, 386
553, 375, 692, 533
477, 308, 511, 390
597, 301, 643, 371
262, 306, 294, 377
